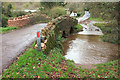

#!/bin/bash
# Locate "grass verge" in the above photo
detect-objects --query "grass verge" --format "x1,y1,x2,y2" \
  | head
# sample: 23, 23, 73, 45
2, 36, 120, 78
0, 26, 18, 34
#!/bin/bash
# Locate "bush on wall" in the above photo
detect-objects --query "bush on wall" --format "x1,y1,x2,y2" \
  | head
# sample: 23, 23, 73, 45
2, 14, 8, 27
30, 13, 50, 24
12, 11, 27, 17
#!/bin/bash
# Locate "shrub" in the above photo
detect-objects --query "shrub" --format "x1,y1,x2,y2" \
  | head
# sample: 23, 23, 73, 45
2, 14, 8, 27
77, 12, 81, 17
12, 11, 27, 17
30, 13, 50, 25
73, 24, 83, 32
1, 26, 18, 33
94, 21, 119, 45
49, 6, 66, 18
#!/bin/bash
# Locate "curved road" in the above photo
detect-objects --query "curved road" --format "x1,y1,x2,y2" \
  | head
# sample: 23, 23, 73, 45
0, 23, 47, 75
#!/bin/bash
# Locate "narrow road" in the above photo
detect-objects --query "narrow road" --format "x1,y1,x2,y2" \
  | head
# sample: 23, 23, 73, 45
1, 23, 47, 75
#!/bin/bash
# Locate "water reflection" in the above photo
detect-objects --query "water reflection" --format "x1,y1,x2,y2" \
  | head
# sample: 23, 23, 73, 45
63, 34, 119, 64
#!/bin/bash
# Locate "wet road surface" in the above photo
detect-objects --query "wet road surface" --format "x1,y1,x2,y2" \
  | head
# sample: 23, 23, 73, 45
1, 23, 47, 75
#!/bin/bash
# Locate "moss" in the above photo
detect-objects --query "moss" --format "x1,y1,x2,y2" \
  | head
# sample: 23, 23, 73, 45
44, 30, 66, 54
72, 24, 83, 32
44, 16, 78, 54
44, 34, 55, 54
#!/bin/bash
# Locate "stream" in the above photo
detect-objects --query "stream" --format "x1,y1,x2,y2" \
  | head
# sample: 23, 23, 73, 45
63, 20, 119, 65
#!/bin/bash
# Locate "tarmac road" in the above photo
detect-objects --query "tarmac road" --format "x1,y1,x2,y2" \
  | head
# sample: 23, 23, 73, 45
0, 23, 47, 75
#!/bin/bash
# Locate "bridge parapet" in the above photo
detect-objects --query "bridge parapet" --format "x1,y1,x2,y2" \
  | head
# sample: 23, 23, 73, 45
41, 15, 78, 53
8, 13, 50, 27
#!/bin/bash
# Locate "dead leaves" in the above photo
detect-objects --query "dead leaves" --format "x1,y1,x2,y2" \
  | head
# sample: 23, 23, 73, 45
68, 72, 75, 78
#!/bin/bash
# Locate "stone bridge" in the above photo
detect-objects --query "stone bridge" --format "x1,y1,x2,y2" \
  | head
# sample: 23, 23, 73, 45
40, 15, 78, 53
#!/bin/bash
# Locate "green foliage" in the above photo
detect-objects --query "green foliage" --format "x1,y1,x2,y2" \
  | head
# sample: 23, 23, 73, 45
32, 42, 36, 47
87, 2, 119, 20
2, 3, 13, 27
2, 14, 8, 27
50, 48, 63, 64
2, 38, 120, 78
12, 11, 27, 17
2, 48, 47, 78
49, 6, 66, 18
84, 7, 89, 11
93, 23, 106, 28
95, 59, 120, 78
45, 31, 66, 54
42, 62, 52, 72
38, 6, 66, 19
89, 17, 104, 21
30, 13, 50, 25
55, 34, 66, 50
66, 2, 119, 20
77, 12, 81, 17
94, 21, 119, 44
40, 2, 66, 9
2, 3, 13, 17
56, 34, 66, 43
45, 35, 56, 54
0, 26, 18, 33
73, 24, 83, 32
7, 4, 13, 17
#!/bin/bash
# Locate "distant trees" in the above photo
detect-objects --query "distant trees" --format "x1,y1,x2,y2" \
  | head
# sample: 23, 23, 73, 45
7, 4, 13, 17
40, 0, 66, 9
2, 3, 13, 17
66, 2, 119, 20
39, 1, 67, 19
2, 3, 13, 27
85, 2, 119, 20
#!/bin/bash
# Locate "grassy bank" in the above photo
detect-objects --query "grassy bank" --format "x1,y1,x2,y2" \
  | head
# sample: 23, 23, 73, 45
89, 17, 104, 21
93, 21, 119, 44
73, 24, 83, 32
2, 35, 120, 78
0, 26, 18, 34
2, 45, 120, 78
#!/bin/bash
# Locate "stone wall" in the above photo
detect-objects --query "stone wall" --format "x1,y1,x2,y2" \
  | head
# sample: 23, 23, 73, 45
41, 15, 78, 37
8, 13, 50, 27
40, 15, 78, 54
8, 15, 31, 27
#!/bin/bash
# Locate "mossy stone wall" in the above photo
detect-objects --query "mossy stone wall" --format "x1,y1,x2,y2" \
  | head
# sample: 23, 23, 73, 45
41, 15, 78, 54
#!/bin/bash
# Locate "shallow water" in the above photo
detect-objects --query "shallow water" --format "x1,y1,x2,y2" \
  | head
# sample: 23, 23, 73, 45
63, 34, 119, 64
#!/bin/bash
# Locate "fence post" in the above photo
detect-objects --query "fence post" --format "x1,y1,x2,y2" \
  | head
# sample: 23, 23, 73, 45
37, 31, 41, 51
